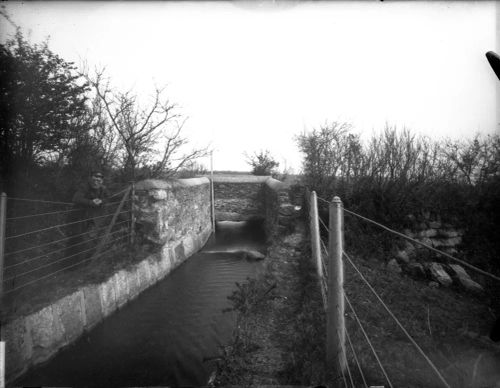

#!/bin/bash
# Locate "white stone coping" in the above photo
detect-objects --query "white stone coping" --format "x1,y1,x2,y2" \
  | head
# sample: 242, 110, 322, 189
265, 177, 287, 190
208, 174, 287, 189
135, 177, 210, 191
209, 175, 271, 183
3, 224, 213, 383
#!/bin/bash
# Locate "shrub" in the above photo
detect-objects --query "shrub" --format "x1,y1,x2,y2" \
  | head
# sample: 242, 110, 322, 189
297, 123, 500, 274
245, 150, 280, 176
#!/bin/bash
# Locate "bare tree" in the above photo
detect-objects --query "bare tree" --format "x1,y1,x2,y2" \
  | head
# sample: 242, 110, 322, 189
84, 69, 208, 181
441, 134, 500, 186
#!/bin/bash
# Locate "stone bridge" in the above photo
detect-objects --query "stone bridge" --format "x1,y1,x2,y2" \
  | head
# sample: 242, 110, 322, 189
212, 175, 295, 230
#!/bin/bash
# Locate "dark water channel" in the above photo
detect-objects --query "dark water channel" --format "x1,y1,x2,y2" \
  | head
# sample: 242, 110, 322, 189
16, 220, 267, 387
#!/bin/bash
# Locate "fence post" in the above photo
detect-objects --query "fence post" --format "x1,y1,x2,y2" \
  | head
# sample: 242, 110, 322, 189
0, 194, 4, 386
0, 193, 6, 307
0, 340, 4, 388
327, 196, 346, 384
130, 182, 136, 245
309, 191, 323, 279
210, 151, 216, 234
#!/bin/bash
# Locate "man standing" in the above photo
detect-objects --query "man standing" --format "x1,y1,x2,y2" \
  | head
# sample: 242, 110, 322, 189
66, 171, 110, 266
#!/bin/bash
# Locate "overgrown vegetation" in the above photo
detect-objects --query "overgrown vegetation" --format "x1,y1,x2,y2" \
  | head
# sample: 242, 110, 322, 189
297, 122, 500, 277
214, 274, 278, 385
279, 239, 327, 385
214, 232, 328, 386
215, 218, 498, 387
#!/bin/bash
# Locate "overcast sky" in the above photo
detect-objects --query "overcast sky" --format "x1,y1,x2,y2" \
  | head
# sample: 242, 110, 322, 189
1, 1, 498, 172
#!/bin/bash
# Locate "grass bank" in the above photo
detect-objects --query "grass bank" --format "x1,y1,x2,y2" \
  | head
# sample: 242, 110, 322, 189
214, 221, 500, 387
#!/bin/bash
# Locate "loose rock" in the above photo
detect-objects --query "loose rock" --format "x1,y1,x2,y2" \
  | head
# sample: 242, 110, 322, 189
387, 259, 402, 273
244, 250, 266, 261
448, 264, 484, 294
406, 262, 426, 279
427, 262, 453, 287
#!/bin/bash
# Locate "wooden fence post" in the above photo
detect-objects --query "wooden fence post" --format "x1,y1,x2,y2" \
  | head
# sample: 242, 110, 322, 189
327, 196, 346, 385
309, 191, 323, 280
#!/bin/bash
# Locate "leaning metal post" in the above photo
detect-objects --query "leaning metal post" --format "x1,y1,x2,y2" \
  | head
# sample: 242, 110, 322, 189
327, 196, 346, 385
91, 187, 131, 262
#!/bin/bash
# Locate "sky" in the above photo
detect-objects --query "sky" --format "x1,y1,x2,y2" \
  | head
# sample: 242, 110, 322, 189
1, 1, 499, 173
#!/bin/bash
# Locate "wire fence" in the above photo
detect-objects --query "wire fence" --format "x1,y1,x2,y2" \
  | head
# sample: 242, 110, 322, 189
1, 188, 134, 297
305, 190, 500, 387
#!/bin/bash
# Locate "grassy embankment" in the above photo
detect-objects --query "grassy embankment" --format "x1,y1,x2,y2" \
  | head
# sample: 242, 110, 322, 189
215, 220, 499, 387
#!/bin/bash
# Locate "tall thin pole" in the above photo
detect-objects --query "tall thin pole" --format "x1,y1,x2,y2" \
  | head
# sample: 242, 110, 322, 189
0, 193, 6, 308
210, 151, 216, 234
327, 196, 346, 385
130, 181, 135, 245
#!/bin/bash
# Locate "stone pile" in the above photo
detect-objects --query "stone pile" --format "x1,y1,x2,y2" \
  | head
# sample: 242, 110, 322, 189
388, 211, 483, 294
399, 211, 464, 258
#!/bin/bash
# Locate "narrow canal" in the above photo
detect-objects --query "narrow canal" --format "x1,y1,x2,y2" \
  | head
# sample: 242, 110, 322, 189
15, 220, 267, 387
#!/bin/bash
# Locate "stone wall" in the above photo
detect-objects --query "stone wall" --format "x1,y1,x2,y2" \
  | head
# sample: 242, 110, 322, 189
212, 175, 269, 222
3, 178, 212, 383
390, 211, 482, 294
135, 178, 211, 248
395, 211, 464, 262
212, 175, 299, 237
263, 178, 296, 236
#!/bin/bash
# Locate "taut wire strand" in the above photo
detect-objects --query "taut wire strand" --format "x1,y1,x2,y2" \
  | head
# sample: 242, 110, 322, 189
6, 210, 130, 240
7, 197, 73, 205
3, 234, 129, 282
6, 207, 82, 221
318, 216, 330, 233
6, 200, 129, 222
337, 348, 350, 388
319, 239, 328, 277
345, 323, 369, 388
4, 219, 129, 257
343, 207, 500, 282
317, 196, 331, 205
337, 328, 355, 388
4, 241, 127, 294
6, 186, 131, 206
344, 293, 394, 388
4, 223, 130, 269
343, 251, 451, 388
109, 186, 131, 198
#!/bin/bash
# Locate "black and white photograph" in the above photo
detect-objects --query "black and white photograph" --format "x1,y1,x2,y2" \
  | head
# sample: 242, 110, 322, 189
0, 1, 499, 387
